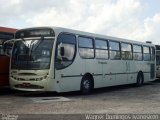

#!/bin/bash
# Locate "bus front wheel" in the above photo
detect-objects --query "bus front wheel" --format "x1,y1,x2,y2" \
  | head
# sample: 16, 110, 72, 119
80, 76, 92, 94
136, 72, 144, 87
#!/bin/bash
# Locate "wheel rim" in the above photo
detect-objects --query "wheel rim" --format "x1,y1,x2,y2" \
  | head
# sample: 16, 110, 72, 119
83, 79, 90, 90
138, 74, 143, 85
139, 76, 143, 84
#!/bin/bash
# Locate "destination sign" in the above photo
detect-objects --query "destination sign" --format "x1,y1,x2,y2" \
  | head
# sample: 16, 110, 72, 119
15, 28, 55, 39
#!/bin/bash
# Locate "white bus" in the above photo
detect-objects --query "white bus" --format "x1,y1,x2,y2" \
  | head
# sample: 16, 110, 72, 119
156, 45, 160, 78
9, 27, 156, 94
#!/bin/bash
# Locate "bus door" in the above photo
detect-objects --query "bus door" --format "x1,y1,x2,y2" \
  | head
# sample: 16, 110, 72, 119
54, 33, 78, 92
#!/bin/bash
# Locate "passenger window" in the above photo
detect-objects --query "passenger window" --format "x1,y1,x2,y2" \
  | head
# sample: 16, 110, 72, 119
78, 36, 94, 59
95, 39, 108, 59
143, 46, 151, 61
55, 33, 76, 69
133, 45, 142, 61
121, 43, 132, 60
109, 41, 120, 60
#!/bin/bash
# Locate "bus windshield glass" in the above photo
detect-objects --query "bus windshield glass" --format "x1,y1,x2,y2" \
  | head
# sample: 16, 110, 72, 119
11, 38, 54, 70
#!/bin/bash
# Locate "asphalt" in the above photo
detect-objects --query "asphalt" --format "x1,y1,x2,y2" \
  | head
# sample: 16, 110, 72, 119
0, 79, 160, 119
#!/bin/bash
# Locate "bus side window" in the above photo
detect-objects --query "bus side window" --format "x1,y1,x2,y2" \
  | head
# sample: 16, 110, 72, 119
133, 45, 143, 61
55, 33, 76, 69
78, 36, 94, 59
121, 43, 132, 60
109, 41, 121, 60
143, 46, 151, 61
95, 39, 108, 59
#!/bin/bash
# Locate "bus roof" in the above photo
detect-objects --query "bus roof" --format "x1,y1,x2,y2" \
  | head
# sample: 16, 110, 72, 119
16, 26, 155, 46
0, 27, 17, 33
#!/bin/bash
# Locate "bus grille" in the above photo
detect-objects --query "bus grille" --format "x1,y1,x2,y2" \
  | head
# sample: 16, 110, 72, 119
15, 84, 44, 89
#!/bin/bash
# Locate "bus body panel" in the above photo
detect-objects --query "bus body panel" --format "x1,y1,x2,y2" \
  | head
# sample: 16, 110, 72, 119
54, 54, 83, 92
156, 69, 160, 78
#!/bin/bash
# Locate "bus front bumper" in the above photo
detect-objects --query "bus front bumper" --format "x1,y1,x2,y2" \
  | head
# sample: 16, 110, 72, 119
10, 77, 56, 92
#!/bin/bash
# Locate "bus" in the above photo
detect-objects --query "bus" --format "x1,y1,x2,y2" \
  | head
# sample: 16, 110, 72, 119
156, 45, 160, 78
9, 27, 156, 94
0, 27, 16, 87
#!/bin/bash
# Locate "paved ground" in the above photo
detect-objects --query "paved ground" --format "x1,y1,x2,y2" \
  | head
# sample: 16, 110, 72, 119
0, 80, 160, 119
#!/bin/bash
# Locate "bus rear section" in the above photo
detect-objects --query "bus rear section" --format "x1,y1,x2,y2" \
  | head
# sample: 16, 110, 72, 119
0, 27, 16, 87
156, 45, 160, 78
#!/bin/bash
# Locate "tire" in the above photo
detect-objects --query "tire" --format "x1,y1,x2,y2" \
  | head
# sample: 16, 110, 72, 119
81, 76, 92, 94
136, 72, 144, 87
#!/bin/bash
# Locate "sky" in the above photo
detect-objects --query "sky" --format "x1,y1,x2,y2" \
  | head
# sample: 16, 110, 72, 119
1, 0, 160, 44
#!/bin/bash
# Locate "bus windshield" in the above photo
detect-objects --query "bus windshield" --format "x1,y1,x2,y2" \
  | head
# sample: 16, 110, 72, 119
11, 38, 54, 70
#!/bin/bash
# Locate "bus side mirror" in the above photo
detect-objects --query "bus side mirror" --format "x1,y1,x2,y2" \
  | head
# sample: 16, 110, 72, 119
60, 47, 65, 56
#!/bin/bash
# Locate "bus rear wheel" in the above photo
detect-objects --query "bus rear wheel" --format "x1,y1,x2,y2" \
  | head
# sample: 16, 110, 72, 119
81, 76, 92, 94
136, 72, 144, 87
